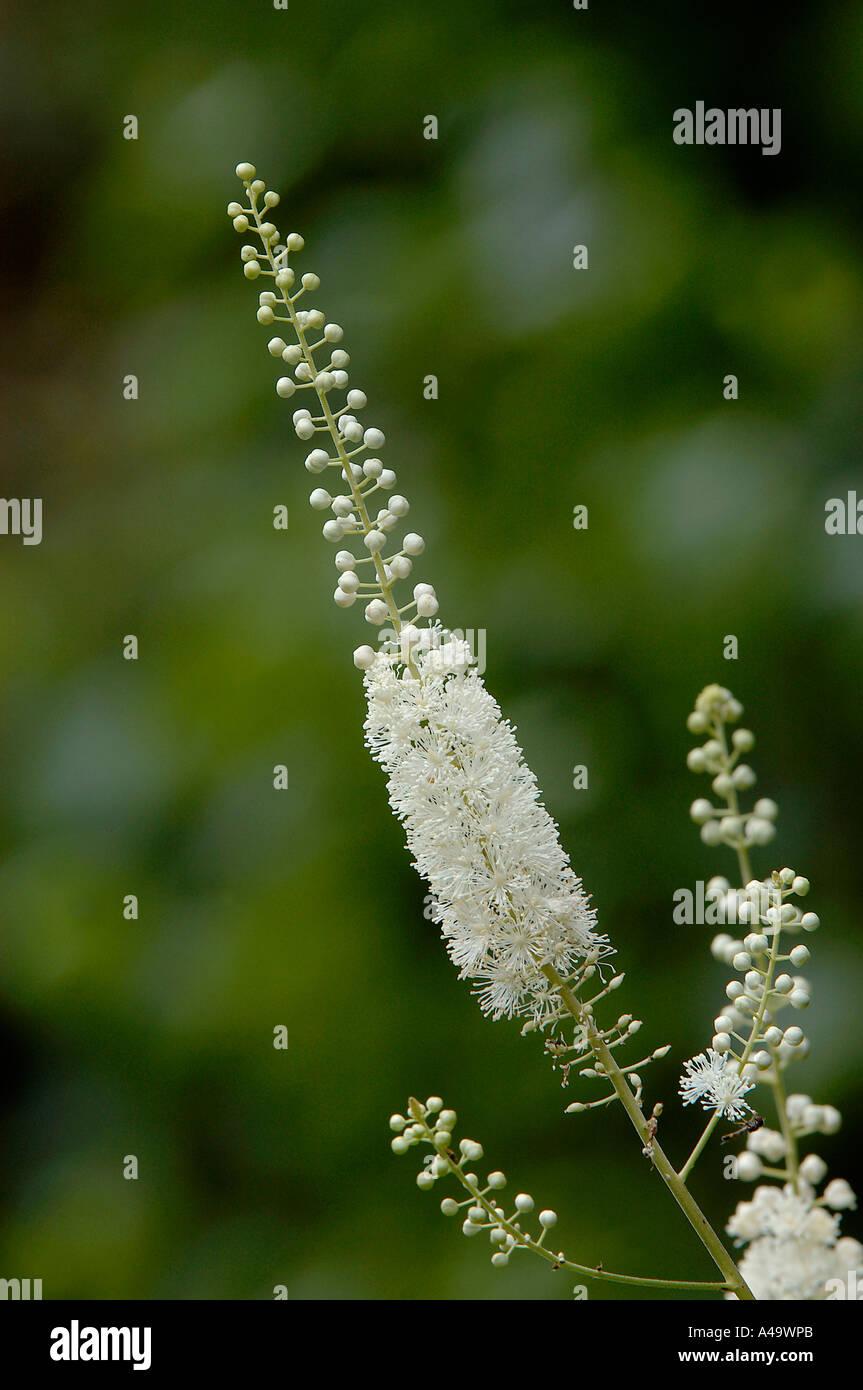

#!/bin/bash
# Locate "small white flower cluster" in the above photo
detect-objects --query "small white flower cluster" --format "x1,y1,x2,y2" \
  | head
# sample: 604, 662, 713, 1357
682, 687, 820, 1102
708, 874, 815, 1052
679, 1048, 755, 1120
364, 643, 605, 1021
687, 684, 777, 850
678, 869, 817, 1111
726, 1180, 861, 1300
390, 1097, 559, 1269
227, 163, 440, 652
734, 1104, 844, 1184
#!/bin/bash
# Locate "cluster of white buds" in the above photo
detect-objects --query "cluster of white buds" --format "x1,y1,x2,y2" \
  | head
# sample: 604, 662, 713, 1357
683, 683, 857, 1300
733, 1104, 844, 1184
786, 1092, 843, 1140
682, 687, 823, 1105
678, 866, 818, 1119
706, 871, 817, 1063
227, 164, 439, 662
390, 1098, 562, 1271
686, 684, 777, 851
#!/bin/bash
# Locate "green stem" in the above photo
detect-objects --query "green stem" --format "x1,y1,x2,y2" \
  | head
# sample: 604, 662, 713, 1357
713, 719, 753, 887
679, 1113, 722, 1183
678, 719, 793, 1185
542, 965, 755, 1300
679, 695, 806, 1214
715, 721, 799, 1194
769, 1047, 799, 1189
679, 923, 782, 1183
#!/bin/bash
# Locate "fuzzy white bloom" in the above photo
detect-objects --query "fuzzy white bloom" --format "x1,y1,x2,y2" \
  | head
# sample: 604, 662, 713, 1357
679, 1048, 755, 1119
422, 636, 474, 677
734, 1233, 863, 1301
364, 646, 606, 1021
728, 1182, 837, 1244
726, 1183, 863, 1300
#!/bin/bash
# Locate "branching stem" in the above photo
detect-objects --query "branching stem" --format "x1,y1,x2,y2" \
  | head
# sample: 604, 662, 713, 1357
541, 965, 755, 1299
410, 1106, 735, 1293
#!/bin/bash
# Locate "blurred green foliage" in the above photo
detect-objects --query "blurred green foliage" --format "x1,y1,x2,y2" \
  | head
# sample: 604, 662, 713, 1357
0, 0, 861, 1299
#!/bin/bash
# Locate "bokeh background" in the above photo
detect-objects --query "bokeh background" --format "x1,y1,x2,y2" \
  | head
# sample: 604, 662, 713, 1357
1, 0, 861, 1299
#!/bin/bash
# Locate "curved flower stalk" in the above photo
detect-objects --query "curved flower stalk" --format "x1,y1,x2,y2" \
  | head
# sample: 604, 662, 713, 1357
387, 1097, 736, 1294
224, 163, 753, 1299
680, 684, 859, 1298
227, 163, 434, 646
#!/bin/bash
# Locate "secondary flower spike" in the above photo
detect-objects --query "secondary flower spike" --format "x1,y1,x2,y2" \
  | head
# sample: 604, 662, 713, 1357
683, 684, 859, 1299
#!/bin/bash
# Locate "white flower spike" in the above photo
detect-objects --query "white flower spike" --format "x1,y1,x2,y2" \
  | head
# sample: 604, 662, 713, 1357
227, 162, 607, 1027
